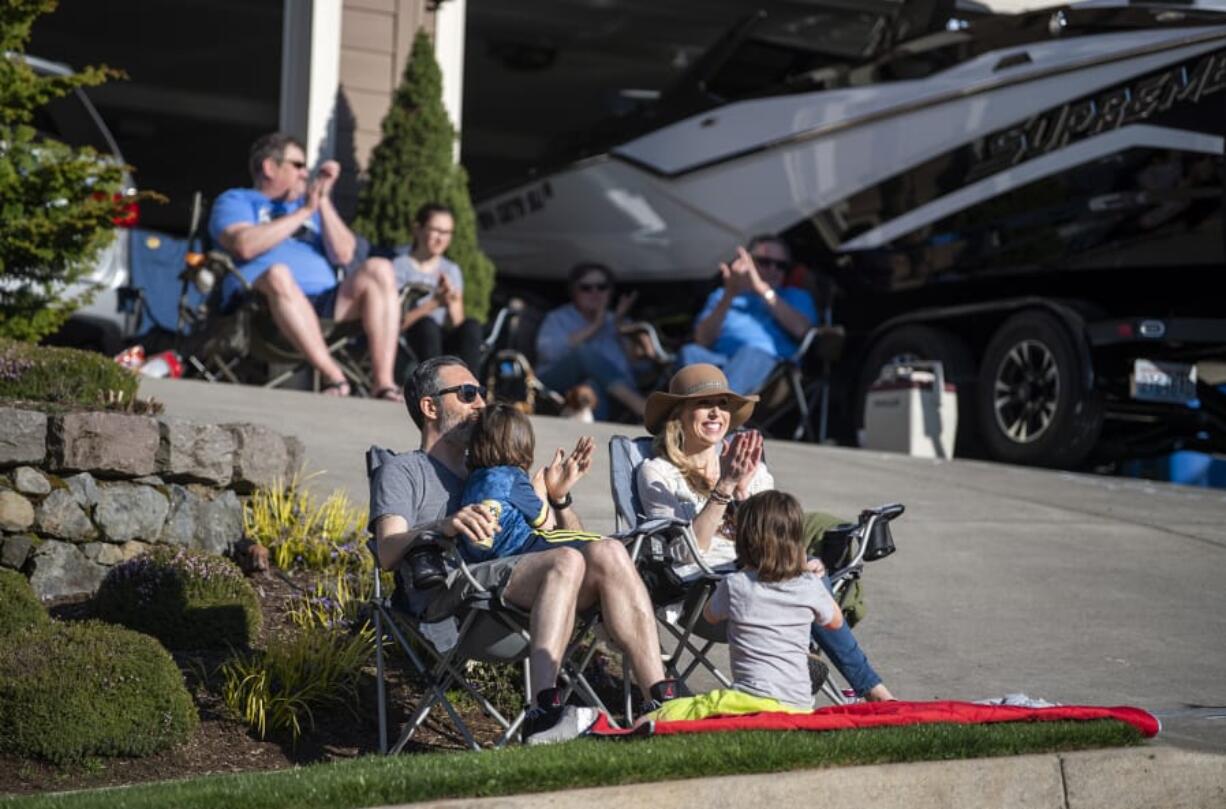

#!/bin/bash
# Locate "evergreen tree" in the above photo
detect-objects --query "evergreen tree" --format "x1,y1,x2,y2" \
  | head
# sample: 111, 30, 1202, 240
354, 28, 495, 322
0, 0, 127, 342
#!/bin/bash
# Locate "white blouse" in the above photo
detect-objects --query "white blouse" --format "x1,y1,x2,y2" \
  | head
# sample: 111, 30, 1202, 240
635, 456, 775, 569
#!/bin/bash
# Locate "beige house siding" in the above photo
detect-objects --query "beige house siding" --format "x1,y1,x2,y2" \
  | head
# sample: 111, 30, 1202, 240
339, 0, 436, 176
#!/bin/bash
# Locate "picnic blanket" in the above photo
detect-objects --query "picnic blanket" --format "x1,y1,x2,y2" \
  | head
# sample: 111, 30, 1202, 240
587, 699, 1160, 738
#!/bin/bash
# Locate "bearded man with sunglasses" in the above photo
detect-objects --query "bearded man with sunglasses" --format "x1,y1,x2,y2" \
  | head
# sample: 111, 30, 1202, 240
677, 235, 817, 395
209, 132, 402, 400
370, 356, 677, 744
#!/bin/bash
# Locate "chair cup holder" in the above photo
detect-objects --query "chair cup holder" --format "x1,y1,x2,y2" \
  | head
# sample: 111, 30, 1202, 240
863, 520, 897, 561
817, 522, 858, 571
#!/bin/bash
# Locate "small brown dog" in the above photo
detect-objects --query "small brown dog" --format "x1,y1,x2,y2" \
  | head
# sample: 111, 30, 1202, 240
561, 383, 598, 422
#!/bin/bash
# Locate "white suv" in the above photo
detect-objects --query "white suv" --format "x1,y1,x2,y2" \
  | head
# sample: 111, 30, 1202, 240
24, 54, 139, 354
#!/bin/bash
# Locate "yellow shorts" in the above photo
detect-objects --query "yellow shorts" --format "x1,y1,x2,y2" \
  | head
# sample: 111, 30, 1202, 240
646, 688, 810, 722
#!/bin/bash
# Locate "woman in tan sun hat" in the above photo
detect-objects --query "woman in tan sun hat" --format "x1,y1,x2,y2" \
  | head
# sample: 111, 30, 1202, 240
635, 363, 895, 702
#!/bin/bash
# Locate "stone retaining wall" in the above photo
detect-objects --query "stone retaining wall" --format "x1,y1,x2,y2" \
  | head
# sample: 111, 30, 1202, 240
0, 406, 303, 600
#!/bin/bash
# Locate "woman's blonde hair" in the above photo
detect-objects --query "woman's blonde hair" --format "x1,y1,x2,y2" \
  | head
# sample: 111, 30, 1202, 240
651, 410, 713, 498
734, 490, 807, 583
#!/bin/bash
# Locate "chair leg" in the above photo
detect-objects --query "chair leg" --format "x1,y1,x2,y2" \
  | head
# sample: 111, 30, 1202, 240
375, 606, 388, 755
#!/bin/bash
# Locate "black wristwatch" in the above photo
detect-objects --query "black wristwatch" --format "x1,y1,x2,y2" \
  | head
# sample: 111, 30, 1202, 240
548, 492, 573, 510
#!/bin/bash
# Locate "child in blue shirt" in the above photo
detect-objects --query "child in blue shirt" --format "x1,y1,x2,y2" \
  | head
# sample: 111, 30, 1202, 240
459, 403, 603, 564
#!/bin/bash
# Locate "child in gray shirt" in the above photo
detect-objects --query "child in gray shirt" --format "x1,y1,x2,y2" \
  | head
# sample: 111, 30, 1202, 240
647, 490, 843, 720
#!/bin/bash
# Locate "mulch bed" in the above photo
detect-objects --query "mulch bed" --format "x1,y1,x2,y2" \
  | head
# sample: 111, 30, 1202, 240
0, 571, 513, 798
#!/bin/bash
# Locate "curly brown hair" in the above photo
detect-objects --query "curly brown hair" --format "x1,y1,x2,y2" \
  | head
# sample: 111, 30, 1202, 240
734, 490, 808, 582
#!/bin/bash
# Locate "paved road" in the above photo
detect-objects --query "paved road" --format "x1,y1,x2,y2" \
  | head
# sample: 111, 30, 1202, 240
143, 377, 1226, 751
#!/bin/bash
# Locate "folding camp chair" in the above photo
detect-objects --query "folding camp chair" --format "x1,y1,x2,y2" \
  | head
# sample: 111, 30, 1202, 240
751, 324, 846, 443
364, 446, 616, 752
174, 191, 375, 393
608, 433, 903, 708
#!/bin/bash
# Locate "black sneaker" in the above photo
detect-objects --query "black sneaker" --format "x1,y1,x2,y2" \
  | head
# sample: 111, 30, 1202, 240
523, 704, 597, 746
407, 546, 447, 591
808, 654, 830, 696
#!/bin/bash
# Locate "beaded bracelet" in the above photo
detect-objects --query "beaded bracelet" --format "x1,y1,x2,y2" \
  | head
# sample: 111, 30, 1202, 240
707, 488, 734, 506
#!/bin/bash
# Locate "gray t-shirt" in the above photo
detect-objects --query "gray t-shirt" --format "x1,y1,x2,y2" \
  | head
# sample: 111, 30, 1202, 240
391, 253, 464, 326
707, 569, 838, 709
369, 449, 465, 530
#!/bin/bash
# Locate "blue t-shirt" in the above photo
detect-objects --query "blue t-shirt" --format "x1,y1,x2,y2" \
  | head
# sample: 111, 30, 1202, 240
208, 188, 337, 305
697, 286, 818, 359
459, 466, 549, 563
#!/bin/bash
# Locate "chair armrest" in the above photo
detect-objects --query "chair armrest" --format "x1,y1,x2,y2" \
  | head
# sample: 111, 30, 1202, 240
619, 320, 675, 365
789, 324, 846, 365
400, 282, 434, 311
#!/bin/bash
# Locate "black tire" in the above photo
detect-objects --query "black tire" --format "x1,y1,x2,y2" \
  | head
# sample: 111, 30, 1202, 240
857, 324, 980, 456
976, 309, 1102, 468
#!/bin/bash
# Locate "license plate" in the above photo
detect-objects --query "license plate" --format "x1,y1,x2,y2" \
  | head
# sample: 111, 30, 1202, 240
1131, 359, 1197, 404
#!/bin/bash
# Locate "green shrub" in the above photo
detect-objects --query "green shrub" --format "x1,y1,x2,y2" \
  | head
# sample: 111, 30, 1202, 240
220, 623, 373, 743
94, 546, 262, 650
0, 567, 48, 637
0, 337, 139, 406
1, 0, 129, 342
0, 620, 198, 763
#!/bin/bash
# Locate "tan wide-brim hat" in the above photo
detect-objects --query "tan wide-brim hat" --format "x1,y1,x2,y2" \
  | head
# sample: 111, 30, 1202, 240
644, 363, 759, 435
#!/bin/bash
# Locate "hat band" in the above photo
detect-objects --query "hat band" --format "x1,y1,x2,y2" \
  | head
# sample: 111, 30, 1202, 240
676, 380, 728, 396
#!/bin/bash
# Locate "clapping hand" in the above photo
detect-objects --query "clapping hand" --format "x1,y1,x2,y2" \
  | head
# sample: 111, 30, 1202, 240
435, 274, 460, 305
543, 435, 595, 503
718, 429, 763, 498
719, 246, 761, 297
614, 290, 638, 321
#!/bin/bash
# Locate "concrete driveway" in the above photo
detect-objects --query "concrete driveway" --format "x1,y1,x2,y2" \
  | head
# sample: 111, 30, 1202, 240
142, 377, 1226, 751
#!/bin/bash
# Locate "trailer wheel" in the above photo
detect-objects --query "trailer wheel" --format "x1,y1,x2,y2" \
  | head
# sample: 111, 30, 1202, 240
976, 310, 1102, 468
857, 325, 980, 455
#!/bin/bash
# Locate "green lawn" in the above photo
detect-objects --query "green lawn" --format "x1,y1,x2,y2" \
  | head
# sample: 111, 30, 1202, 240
2, 720, 1143, 809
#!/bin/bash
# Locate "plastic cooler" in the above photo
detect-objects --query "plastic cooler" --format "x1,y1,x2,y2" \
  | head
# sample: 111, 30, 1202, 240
861, 361, 958, 459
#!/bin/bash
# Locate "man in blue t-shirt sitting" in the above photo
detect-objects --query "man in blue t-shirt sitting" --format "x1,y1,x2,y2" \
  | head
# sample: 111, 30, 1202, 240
208, 132, 402, 400
677, 235, 818, 395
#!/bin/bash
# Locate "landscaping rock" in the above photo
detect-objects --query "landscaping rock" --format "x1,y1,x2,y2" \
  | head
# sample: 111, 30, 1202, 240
285, 435, 306, 481
0, 408, 47, 467
132, 475, 164, 486
118, 540, 150, 562
195, 490, 243, 556
81, 541, 125, 566
157, 419, 236, 486
0, 490, 35, 532
50, 412, 158, 477
27, 540, 106, 599
95, 482, 169, 543
1, 534, 35, 570
13, 467, 51, 496
64, 472, 100, 511
159, 484, 201, 547
35, 490, 97, 542
226, 423, 288, 493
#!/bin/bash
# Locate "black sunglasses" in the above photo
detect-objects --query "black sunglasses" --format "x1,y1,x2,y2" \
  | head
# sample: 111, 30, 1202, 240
435, 383, 487, 403
754, 256, 790, 270
576, 281, 610, 293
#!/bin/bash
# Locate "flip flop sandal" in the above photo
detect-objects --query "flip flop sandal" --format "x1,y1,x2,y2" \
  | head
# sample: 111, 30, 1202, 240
321, 379, 351, 396
373, 386, 405, 402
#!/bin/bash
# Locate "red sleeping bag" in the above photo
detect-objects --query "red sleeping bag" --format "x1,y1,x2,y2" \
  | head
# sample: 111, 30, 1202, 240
587, 699, 1160, 738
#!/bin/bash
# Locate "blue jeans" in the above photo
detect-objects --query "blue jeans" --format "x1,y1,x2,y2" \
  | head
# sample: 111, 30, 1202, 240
538, 345, 636, 421
810, 575, 882, 697
677, 343, 778, 395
